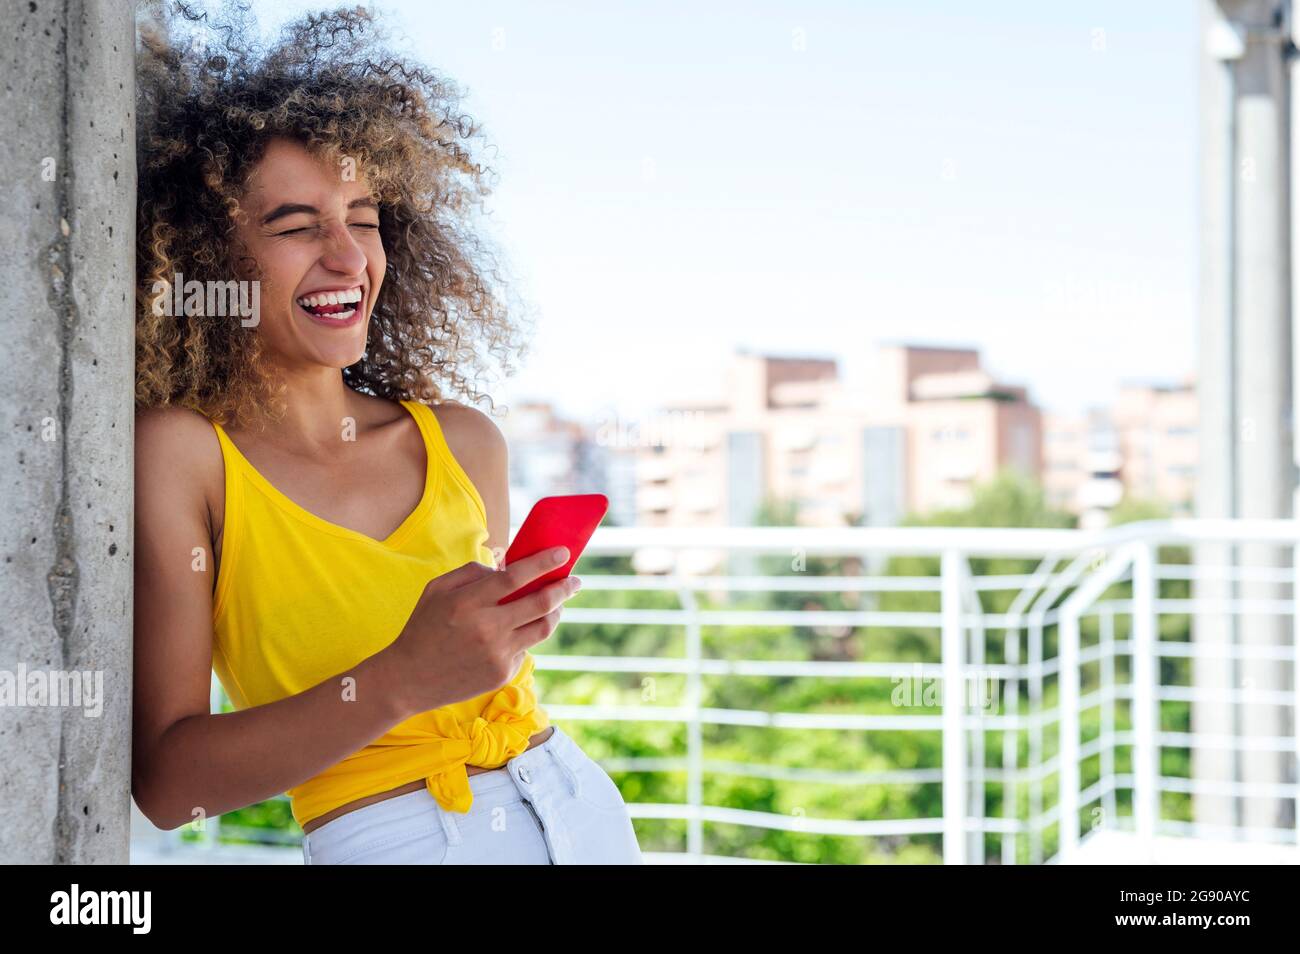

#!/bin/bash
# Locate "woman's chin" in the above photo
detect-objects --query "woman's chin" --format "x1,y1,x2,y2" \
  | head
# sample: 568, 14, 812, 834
292, 316, 368, 367
299, 336, 367, 369
318, 345, 367, 369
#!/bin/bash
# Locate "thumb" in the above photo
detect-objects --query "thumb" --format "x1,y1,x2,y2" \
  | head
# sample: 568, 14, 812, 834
424, 559, 496, 593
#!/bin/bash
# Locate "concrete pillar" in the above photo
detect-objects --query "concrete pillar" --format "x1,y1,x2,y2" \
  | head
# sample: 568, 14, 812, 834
1197, 0, 1295, 834
1235, 14, 1294, 824
1195, 0, 1237, 831
0, 1, 136, 863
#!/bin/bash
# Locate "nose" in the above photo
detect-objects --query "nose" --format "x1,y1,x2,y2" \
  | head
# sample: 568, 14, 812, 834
317, 220, 368, 277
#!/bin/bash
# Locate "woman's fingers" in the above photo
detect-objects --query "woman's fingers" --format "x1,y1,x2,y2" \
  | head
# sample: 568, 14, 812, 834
478, 545, 570, 604
509, 607, 564, 653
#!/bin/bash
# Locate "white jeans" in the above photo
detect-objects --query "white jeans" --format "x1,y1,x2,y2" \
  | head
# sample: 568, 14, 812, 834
300, 725, 643, 864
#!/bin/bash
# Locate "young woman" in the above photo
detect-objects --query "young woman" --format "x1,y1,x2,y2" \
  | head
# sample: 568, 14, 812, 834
130, 5, 642, 865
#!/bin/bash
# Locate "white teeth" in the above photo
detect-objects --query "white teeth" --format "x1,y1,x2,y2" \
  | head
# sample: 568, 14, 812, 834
295, 286, 363, 308
312, 306, 356, 321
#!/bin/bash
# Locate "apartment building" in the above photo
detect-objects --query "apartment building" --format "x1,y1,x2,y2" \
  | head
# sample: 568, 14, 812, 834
1042, 408, 1125, 529
628, 344, 1043, 535
495, 400, 621, 527
507, 353, 1194, 570
1043, 377, 1197, 524
901, 353, 1042, 515
1112, 379, 1197, 511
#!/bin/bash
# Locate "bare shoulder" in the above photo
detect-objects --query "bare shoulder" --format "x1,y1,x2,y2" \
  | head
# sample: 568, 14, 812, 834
428, 400, 507, 457
136, 404, 222, 468
135, 405, 223, 522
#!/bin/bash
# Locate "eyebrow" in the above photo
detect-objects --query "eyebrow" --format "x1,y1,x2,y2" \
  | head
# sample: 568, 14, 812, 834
260, 197, 379, 226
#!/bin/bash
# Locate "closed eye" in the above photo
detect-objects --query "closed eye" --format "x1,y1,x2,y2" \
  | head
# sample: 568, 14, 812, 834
276, 223, 378, 236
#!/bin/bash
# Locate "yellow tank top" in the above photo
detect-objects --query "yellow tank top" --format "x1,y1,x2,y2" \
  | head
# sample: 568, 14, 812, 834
206, 398, 550, 830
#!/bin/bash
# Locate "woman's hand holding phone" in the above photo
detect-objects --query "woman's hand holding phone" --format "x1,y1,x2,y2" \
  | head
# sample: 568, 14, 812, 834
384, 545, 583, 717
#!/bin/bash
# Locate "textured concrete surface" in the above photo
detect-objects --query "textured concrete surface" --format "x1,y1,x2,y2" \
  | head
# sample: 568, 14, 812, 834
0, 0, 136, 863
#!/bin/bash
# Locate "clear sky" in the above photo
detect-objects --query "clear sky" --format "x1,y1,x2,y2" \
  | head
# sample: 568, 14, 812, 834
258, 0, 1200, 421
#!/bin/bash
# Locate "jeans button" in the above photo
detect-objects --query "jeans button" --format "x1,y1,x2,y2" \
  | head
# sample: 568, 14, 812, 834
518, 765, 532, 784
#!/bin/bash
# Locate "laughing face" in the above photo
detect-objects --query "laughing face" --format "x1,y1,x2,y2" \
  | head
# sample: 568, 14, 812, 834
234, 137, 386, 371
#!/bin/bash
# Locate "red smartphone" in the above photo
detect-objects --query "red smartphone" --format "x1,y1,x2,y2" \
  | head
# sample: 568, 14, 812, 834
496, 493, 609, 605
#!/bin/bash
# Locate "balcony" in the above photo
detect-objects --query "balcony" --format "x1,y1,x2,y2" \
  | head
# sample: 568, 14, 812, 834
132, 519, 1300, 864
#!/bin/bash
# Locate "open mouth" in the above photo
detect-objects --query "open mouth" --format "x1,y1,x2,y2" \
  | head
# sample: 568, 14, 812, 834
295, 285, 364, 323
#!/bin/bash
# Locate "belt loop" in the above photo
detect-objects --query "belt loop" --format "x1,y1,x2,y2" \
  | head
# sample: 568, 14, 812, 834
302, 835, 311, 865
546, 733, 581, 798
436, 793, 463, 846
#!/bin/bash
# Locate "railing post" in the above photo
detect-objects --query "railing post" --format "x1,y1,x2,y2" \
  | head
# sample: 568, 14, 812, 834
1058, 541, 1142, 862
1294, 543, 1300, 849
1059, 600, 1080, 862
1132, 541, 1158, 845
1030, 616, 1045, 864
941, 549, 967, 864
960, 559, 986, 864
1101, 606, 1117, 828
680, 585, 704, 860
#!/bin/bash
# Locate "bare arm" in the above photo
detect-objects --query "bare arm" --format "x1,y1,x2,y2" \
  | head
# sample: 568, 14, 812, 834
130, 408, 437, 831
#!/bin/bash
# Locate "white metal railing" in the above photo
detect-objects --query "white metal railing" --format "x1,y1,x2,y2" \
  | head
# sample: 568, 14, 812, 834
138, 518, 1300, 864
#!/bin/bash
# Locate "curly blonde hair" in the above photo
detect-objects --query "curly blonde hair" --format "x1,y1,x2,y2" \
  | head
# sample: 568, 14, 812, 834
135, 2, 532, 428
